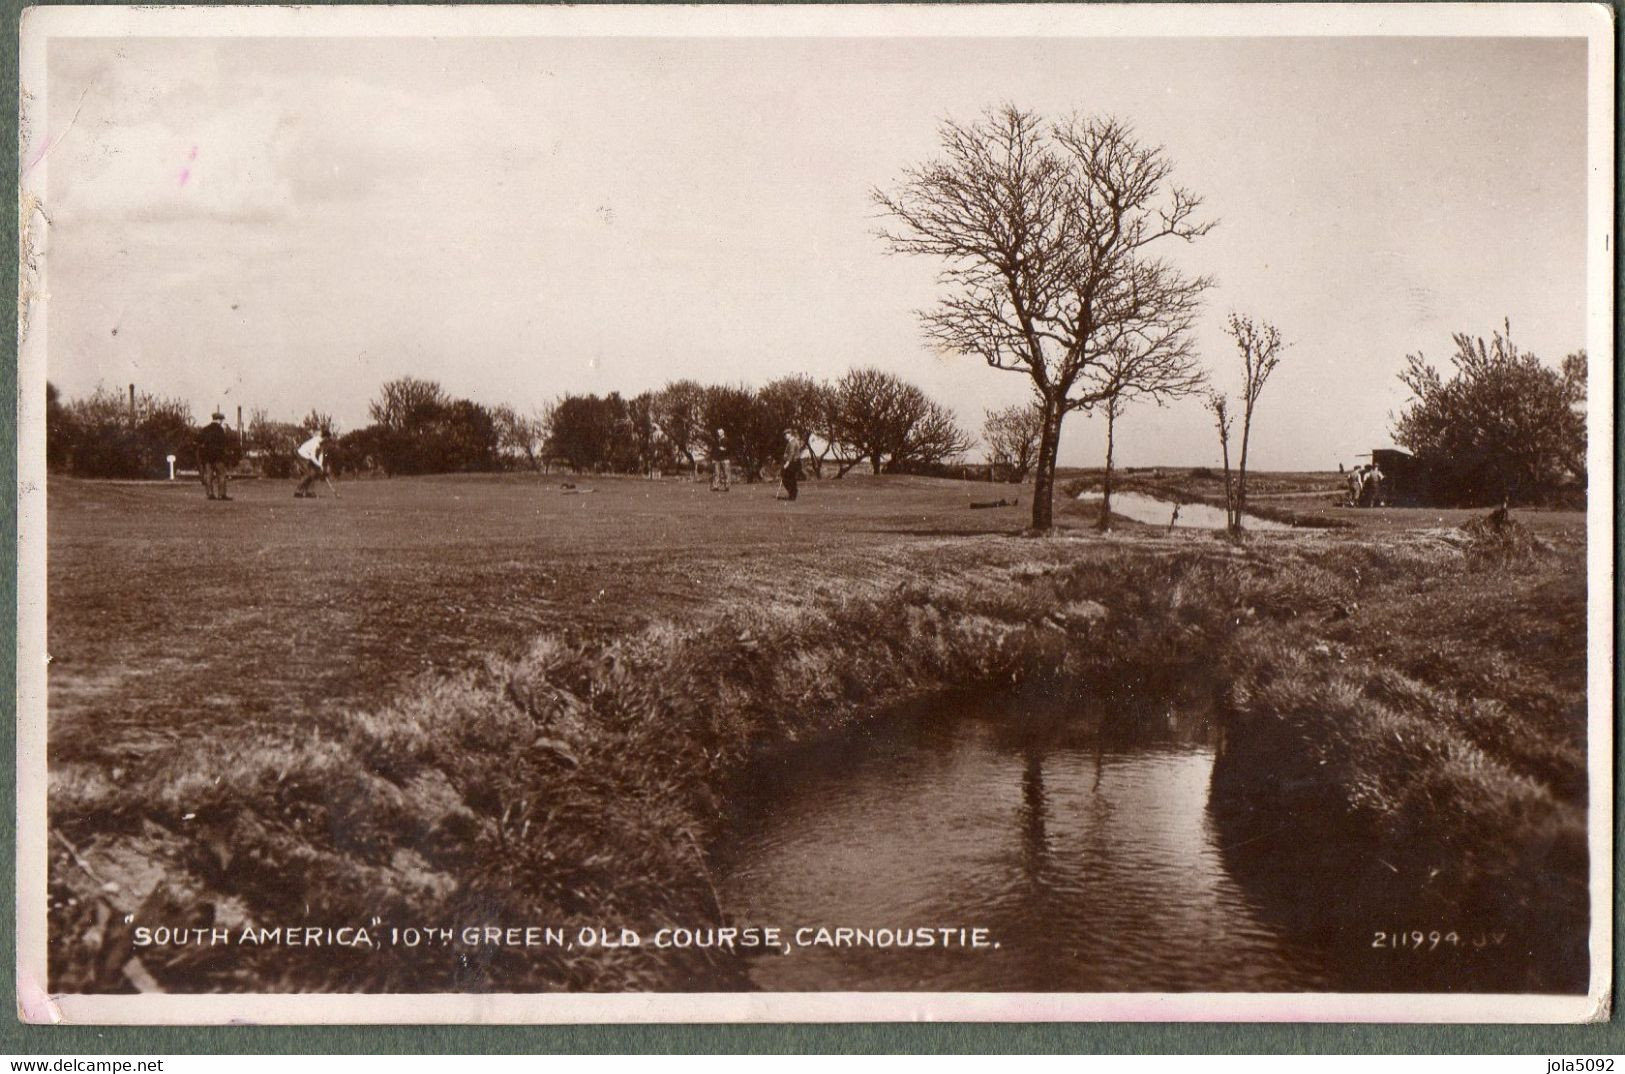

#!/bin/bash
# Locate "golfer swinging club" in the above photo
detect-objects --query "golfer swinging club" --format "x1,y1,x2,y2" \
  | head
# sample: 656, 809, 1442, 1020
294, 428, 328, 498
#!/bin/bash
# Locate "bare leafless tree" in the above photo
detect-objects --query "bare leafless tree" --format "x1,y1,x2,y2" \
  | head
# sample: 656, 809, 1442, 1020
1094, 336, 1207, 529
982, 401, 1043, 482
654, 379, 707, 478
874, 104, 1213, 530
762, 374, 838, 477
809, 386, 847, 477
368, 376, 448, 432
532, 401, 556, 473
894, 398, 972, 471
831, 367, 969, 476
830, 368, 908, 476
301, 408, 337, 437
1206, 392, 1235, 530
1096, 392, 1130, 530
491, 404, 547, 471
1221, 312, 1288, 532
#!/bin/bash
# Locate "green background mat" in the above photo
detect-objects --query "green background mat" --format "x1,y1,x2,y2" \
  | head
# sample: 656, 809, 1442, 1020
3, 0, 1619, 1053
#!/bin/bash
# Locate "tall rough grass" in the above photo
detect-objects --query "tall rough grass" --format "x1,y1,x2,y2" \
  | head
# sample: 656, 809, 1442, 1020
49, 517, 1589, 993
1211, 519, 1588, 992
51, 543, 1236, 992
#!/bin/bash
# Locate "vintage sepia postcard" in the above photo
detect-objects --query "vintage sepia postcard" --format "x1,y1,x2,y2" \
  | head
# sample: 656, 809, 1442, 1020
15, 3, 1614, 1025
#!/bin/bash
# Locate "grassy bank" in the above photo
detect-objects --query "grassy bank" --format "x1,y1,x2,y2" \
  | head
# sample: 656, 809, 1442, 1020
48, 479, 1589, 994
1210, 517, 1589, 992
52, 532, 1225, 991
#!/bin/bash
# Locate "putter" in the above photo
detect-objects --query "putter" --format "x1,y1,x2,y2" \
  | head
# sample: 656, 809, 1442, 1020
322, 470, 341, 499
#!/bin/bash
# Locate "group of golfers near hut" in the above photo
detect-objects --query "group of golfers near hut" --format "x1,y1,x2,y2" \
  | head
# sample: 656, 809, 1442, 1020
1342, 461, 1386, 508
191, 415, 804, 502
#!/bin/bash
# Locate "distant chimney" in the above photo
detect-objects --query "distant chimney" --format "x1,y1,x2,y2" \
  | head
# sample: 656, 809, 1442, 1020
237, 405, 243, 442
128, 384, 136, 426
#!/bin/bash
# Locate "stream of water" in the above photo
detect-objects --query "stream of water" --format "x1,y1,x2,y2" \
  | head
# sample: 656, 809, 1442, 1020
1076, 490, 1294, 531
715, 693, 1560, 993
716, 700, 1339, 992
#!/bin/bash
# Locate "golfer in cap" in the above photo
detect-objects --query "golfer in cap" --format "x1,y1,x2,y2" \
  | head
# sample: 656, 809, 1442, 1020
294, 429, 327, 498
710, 428, 731, 492
196, 410, 231, 501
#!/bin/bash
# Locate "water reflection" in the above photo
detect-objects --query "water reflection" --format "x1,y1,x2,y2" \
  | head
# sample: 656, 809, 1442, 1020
716, 694, 1335, 992
1018, 749, 1049, 884
712, 688, 1569, 994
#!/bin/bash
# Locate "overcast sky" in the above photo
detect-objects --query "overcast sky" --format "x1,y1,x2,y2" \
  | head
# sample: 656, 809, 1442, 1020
42, 33, 1589, 469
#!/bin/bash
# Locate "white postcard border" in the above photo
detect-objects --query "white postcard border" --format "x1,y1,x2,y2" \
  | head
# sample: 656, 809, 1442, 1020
15, 2, 1615, 1026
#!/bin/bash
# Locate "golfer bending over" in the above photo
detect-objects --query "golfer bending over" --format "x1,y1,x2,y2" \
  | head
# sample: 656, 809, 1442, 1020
779, 452, 802, 502
294, 429, 327, 498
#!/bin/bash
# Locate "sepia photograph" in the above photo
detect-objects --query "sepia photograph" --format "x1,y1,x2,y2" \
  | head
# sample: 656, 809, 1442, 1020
15, 3, 1614, 1024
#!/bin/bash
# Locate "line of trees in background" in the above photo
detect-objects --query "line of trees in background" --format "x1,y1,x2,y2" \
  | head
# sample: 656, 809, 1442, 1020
465, 367, 973, 481
44, 366, 975, 483
46, 383, 196, 480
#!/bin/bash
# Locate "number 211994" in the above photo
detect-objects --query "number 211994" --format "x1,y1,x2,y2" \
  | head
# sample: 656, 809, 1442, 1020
1371, 930, 1507, 950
